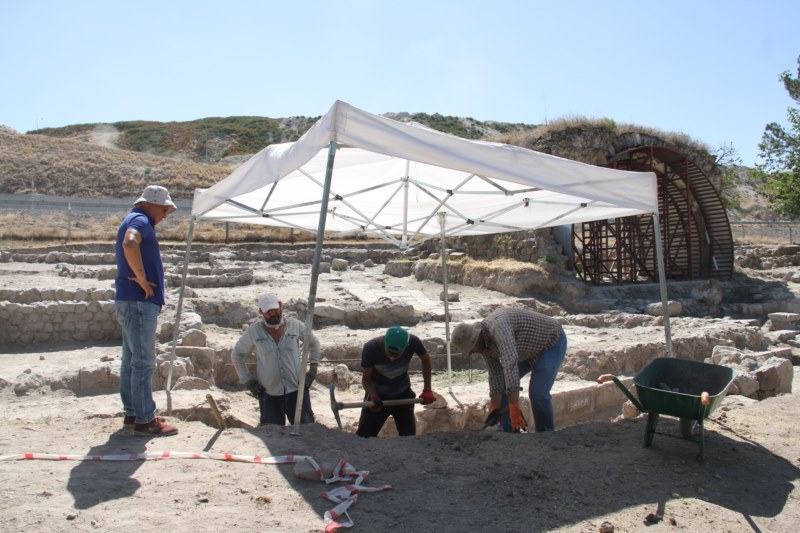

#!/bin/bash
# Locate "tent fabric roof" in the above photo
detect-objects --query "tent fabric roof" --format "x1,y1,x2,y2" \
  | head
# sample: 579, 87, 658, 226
192, 100, 658, 248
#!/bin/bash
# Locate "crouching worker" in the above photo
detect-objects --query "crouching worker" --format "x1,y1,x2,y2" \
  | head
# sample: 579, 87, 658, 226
230, 293, 321, 426
356, 326, 436, 438
452, 307, 567, 433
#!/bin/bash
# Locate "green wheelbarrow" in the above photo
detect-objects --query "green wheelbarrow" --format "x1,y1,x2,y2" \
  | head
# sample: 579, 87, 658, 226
597, 357, 736, 460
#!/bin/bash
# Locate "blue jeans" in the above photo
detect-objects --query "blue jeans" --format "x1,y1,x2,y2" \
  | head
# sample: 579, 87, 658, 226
115, 300, 160, 424
500, 330, 567, 433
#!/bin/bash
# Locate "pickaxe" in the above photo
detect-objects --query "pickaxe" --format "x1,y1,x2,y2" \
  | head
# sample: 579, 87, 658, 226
329, 383, 423, 430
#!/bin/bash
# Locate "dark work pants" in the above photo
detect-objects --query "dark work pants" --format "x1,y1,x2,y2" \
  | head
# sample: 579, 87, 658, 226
258, 389, 314, 426
356, 388, 416, 438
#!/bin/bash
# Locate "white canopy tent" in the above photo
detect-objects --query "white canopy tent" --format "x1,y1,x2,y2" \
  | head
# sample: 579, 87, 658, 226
171, 100, 672, 434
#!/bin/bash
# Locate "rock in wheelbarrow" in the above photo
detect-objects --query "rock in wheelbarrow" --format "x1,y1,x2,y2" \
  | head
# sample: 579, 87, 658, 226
293, 459, 338, 481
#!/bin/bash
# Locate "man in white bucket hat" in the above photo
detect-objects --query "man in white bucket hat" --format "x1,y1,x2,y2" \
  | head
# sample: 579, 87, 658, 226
114, 185, 178, 436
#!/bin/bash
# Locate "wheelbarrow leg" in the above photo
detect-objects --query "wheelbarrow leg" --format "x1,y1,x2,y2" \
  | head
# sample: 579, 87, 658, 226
679, 417, 696, 439
644, 412, 659, 447
697, 417, 705, 461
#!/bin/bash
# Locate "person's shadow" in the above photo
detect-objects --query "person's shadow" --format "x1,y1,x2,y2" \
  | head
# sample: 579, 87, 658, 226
67, 427, 148, 509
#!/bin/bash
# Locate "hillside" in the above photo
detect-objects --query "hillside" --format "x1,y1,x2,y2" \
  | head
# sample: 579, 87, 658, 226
0, 112, 772, 219
0, 129, 230, 200
22, 113, 539, 165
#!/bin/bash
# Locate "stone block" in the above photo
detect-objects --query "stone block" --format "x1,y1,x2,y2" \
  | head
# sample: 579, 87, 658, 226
180, 328, 207, 347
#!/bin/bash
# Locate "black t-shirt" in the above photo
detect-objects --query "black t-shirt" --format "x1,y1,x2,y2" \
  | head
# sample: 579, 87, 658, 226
361, 334, 427, 399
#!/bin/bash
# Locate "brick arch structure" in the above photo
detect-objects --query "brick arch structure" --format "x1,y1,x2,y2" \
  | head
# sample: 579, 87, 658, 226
573, 145, 734, 283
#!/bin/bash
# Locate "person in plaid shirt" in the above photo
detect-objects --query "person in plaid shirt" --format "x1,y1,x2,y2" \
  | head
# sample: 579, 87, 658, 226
452, 307, 567, 433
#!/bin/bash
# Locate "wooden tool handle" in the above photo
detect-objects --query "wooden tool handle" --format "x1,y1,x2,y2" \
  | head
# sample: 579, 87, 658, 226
336, 398, 424, 410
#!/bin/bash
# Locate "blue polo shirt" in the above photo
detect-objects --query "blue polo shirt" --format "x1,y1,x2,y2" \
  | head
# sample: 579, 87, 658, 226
114, 208, 166, 306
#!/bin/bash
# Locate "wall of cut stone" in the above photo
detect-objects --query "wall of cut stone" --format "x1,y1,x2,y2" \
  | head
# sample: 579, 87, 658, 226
0, 293, 119, 344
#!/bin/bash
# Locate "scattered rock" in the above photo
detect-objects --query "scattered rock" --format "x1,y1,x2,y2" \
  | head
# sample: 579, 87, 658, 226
599, 521, 614, 533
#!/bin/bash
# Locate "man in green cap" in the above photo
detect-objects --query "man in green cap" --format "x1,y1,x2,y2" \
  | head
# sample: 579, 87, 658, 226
356, 326, 435, 438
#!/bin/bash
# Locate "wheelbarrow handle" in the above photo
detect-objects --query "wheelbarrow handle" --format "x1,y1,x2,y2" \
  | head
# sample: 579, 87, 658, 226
596, 373, 646, 412
701, 392, 710, 406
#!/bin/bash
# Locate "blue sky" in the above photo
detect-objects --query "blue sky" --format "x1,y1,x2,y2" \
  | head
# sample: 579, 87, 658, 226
2, 0, 798, 167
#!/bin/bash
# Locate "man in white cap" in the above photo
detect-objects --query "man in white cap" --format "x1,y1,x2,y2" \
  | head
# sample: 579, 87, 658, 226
452, 307, 567, 433
115, 185, 178, 436
230, 293, 322, 426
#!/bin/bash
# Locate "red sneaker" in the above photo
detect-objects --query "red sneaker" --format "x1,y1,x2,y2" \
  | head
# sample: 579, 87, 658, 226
134, 418, 178, 436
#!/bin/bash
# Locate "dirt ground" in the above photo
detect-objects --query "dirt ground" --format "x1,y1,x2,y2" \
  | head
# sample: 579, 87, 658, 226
1, 252, 800, 532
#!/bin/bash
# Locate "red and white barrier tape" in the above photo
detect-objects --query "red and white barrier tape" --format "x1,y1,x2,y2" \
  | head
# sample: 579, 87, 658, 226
0, 451, 391, 531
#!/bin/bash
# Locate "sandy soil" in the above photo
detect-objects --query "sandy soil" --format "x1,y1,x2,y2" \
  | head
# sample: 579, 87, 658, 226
1, 254, 799, 532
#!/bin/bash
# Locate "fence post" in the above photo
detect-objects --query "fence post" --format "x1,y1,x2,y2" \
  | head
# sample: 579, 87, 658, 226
67, 203, 72, 241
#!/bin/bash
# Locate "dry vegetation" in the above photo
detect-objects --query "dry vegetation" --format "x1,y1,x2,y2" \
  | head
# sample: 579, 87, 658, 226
0, 210, 324, 248
0, 131, 230, 200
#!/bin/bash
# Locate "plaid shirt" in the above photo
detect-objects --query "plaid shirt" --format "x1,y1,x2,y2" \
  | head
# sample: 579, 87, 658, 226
481, 307, 563, 396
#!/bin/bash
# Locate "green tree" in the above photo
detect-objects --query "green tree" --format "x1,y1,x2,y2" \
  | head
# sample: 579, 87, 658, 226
715, 142, 743, 212
752, 55, 800, 219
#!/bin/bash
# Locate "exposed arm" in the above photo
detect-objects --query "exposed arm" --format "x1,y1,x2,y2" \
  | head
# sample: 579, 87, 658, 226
121, 228, 155, 299
419, 352, 432, 391
362, 367, 377, 398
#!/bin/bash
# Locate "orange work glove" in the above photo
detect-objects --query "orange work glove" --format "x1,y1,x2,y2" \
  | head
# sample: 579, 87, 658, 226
419, 389, 436, 405
509, 403, 527, 432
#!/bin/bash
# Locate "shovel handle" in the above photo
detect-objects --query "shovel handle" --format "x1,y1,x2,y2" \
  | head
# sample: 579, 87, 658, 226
336, 398, 424, 410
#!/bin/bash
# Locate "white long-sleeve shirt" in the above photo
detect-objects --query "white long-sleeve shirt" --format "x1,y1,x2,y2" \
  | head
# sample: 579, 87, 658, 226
230, 317, 321, 396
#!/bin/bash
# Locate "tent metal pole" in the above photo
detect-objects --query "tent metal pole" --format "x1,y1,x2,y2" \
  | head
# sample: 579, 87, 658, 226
166, 215, 196, 415
402, 161, 410, 249
438, 212, 452, 393
291, 140, 337, 436
652, 213, 673, 357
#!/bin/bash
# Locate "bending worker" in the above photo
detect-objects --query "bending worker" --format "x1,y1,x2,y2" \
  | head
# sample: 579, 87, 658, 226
356, 326, 436, 438
452, 307, 567, 433
230, 293, 321, 426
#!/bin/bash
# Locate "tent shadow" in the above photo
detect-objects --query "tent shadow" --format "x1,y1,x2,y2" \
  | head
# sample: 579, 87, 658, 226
306, 416, 800, 531
66, 429, 145, 510
189, 416, 799, 531
584, 418, 799, 519
496, 417, 800, 529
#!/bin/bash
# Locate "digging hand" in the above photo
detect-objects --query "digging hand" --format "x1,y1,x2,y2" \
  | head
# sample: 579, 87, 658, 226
369, 392, 383, 413
419, 389, 436, 405
509, 403, 526, 432
305, 367, 317, 388
246, 379, 266, 398
483, 403, 502, 428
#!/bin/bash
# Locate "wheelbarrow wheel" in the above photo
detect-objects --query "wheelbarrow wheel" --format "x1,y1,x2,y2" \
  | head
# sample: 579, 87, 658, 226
679, 417, 697, 439
644, 412, 658, 447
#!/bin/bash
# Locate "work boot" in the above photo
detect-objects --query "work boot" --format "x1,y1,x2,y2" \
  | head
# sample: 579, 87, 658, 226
125, 415, 165, 429
134, 417, 178, 436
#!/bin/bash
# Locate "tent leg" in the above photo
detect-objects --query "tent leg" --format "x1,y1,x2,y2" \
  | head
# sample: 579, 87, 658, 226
438, 212, 452, 393
291, 141, 337, 436
166, 216, 196, 414
652, 214, 673, 358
